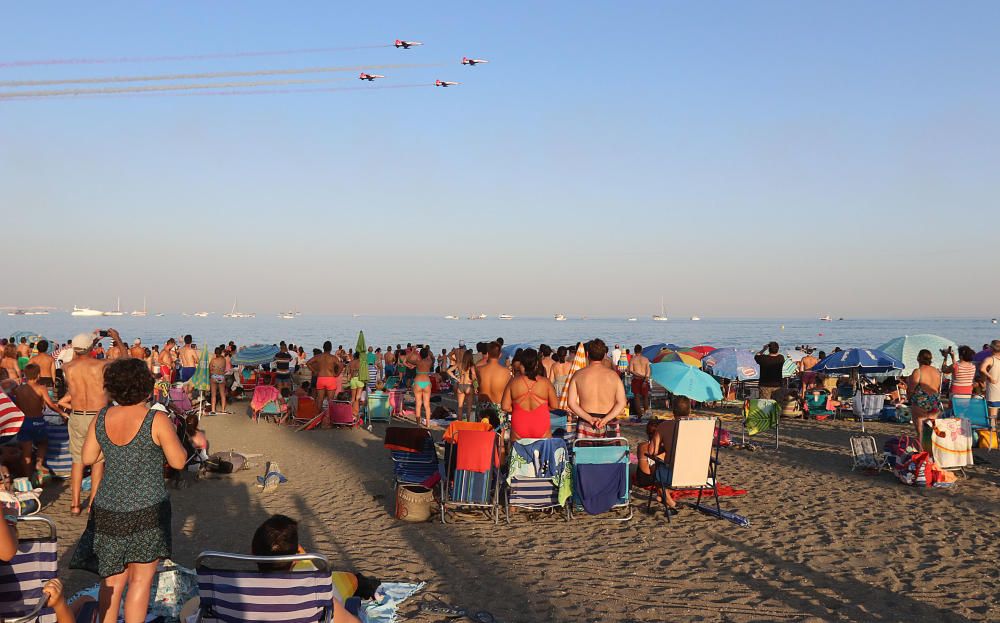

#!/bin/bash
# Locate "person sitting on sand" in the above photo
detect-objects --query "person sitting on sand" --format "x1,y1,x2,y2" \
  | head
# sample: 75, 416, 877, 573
645, 396, 696, 514
502, 348, 558, 442
477, 342, 511, 421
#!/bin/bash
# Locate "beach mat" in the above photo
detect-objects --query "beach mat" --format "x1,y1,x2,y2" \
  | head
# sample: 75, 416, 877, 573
638, 484, 746, 499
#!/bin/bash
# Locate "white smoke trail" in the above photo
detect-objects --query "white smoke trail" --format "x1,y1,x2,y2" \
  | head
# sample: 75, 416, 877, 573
0, 44, 394, 68
0, 63, 445, 88
0, 83, 435, 102
0, 76, 364, 99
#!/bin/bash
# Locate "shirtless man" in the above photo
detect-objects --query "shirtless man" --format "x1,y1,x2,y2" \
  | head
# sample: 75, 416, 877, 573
129, 339, 146, 360
159, 338, 178, 383
567, 339, 627, 439
16, 338, 30, 363
27, 340, 57, 387
57, 330, 119, 515
308, 341, 343, 418
177, 335, 199, 383
477, 342, 512, 420
384, 346, 397, 377
105, 335, 127, 361
12, 363, 64, 477
628, 343, 652, 419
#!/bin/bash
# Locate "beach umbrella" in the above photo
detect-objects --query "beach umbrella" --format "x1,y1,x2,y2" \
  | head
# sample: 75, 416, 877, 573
653, 350, 702, 368
811, 349, 904, 375
558, 342, 588, 410
641, 343, 667, 360
677, 348, 705, 360
616, 353, 629, 375
975, 348, 992, 363
701, 348, 759, 381
876, 334, 956, 371
356, 331, 368, 384
782, 358, 799, 378
690, 345, 716, 356
187, 344, 211, 392
650, 362, 722, 402
232, 344, 279, 366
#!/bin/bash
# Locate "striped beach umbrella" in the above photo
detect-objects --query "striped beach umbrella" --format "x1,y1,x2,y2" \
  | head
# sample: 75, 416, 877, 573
558, 342, 588, 411
232, 344, 280, 366
653, 350, 703, 368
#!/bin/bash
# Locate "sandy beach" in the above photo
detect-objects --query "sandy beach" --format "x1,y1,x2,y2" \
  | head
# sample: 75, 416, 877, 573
35, 398, 998, 623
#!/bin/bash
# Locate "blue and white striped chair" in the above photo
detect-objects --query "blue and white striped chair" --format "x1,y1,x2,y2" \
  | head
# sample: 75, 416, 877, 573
195, 551, 333, 622
0, 516, 58, 623
42, 417, 72, 478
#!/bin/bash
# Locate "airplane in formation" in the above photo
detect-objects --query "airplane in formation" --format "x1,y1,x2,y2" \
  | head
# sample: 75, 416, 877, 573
462, 57, 489, 66
358, 72, 385, 81
435, 80, 459, 87
394, 39, 422, 49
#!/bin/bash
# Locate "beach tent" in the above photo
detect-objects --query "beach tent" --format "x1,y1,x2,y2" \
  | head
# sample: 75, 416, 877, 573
701, 348, 759, 381
876, 334, 957, 371
232, 344, 279, 366
649, 362, 722, 402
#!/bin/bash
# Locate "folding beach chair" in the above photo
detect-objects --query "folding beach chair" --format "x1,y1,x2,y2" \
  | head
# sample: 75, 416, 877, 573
291, 397, 323, 431
387, 388, 407, 417
194, 550, 333, 622
0, 516, 57, 623
928, 418, 974, 474
804, 390, 835, 420
440, 429, 501, 524
646, 418, 720, 522
0, 394, 25, 444
742, 399, 780, 449
168, 387, 195, 414
844, 393, 886, 432
504, 437, 570, 523
951, 397, 993, 448
250, 386, 284, 423
549, 410, 568, 436
384, 427, 438, 488
364, 392, 392, 431
326, 401, 358, 428
850, 436, 887, 471
42, 416, 72, 478
570, 437, 632, 521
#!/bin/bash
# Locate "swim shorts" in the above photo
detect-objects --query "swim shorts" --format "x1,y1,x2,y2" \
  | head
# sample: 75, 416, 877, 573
178, 367, 196, 383
16, 417, 48, 443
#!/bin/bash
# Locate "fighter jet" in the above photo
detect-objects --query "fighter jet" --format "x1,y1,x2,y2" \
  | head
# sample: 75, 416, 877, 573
435, 80, 459, 87
394, 40, 422, 49
462, 57, 489, 66
359, 73, 385, 81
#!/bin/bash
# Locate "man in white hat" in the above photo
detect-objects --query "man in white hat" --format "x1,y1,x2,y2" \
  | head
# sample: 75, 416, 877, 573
57, 328, 123, 515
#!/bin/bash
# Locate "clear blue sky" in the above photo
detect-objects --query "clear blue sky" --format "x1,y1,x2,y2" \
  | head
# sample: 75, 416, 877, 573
2, 1, 997, 318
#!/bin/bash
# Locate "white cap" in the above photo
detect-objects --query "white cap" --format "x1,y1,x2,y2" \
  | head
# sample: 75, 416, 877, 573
71, 333, 97, 350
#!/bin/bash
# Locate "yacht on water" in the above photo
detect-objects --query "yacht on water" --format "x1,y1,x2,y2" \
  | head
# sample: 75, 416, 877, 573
279, 311, 298, 319
819, 315, 832, 322
192, 311, 210, 317
498, 314, 514, 320
71, 306, 104, 317
104, 297, 124, 317
691, 316, 701, 321
223, 297, 255, 318
652, 297, 668, 321
554, 314, 567, 321
25, 309, 50, 316
131, 297, 148, 317
626, 317, 638, 322
468, 313, 487, 320
444, 315, 459, 320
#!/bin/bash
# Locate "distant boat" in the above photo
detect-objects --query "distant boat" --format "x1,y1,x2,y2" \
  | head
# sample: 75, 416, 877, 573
223, 297, 254, 318
25, 310, 49, 316
193, 311, 210, 318
468, 313, 487, 320
498, 314, 514, 320
554, 314, 567, 321
7, 309, 26, 316
279, 312, 296, 319
131, 297, 148, 317
71, 306, 103, 317
104, 297, 124, 317
444, 315, 459, 320
652, 297, 668, 321
819, 315, 832, 322
626, 317, 637, 322
352, 313, 361, 318
155, 313, 165, 317
690, 316, 701, 321
993, 319, 998, 324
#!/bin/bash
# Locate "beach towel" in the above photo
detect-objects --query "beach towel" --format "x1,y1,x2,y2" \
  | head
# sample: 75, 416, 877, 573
0, 393, 24, 438
508, 438, 572, 505
930, 418, 973, 469
250, 385, 280, 412
455, 430, 497, 473
642, 484, 747, 499
441, 420, 491, 443
360, 581, 425, 623
70, 560, 197, 621
384, 427, 430, 453
576, 462, 625, 515
745, 399, 779, 436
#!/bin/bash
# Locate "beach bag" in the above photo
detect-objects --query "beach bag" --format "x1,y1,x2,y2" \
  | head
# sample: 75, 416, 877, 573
898, 452, 942, 487
714, 427, 732, 447
884, 435, 919, 458
977, 430, 998, 450
205, 451, 247, 474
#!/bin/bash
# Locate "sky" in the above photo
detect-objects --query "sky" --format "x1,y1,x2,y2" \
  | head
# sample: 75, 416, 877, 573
2, 1, 998, 318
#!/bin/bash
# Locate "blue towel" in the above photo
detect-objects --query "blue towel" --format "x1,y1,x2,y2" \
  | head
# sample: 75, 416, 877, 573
360, 581, 425, 623
512, 438, 566, 478
576, 463, 625, 515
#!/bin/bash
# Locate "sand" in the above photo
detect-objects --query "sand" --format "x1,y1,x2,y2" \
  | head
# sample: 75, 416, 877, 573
38, 400, 1000, 623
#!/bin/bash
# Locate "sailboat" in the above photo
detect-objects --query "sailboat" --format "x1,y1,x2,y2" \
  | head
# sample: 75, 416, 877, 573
131, 297, 148, 317
224, 297, 255, 318
652, 297, 668, 321
72, 305, 103, 317
104, 297, 124, 317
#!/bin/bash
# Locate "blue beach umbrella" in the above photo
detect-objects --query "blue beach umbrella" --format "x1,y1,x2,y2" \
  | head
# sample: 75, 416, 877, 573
811, 348, 904, 375
876, 334, 957, 371
641, 343, 667, 359
501, 342, 533, 361
232, 344, 280, 366
701, 348, 759, 381
650, 362, 723, 402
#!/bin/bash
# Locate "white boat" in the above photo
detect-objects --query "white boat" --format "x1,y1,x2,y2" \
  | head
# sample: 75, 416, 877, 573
468, 313, 487, 320
690, 316, 701, 321
25, 309, 49, 316
498, 314, 514, 320
554, 314, 567, 321
993, 319, 998, 325
71, 306, 103, 317
652, 297, 668, 321
155, 313, 165, 317
103, 297, 124, 317
626, 317, 637, 322
193, 311, 210, 318
6, 309, 26, 316
279, 311, 296, 319
223, 297, 255, 318
131, 297, 148, 317
444, 315, 459, 320
819, 315, 832, 322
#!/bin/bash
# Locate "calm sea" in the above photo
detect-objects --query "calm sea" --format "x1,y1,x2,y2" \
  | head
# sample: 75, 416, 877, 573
2, 314, 997, 353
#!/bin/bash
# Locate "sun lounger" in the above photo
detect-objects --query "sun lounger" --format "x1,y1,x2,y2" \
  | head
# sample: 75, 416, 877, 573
0, 516, 58, 623
440, 429, 501, 524
570, 437, 632, 521
504, 437, 571, 522
646, 418, 720, 522
194, 550, 333, 622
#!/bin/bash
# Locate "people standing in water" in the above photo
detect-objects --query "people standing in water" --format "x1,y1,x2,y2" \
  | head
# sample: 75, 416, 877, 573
71, 358, 186, 623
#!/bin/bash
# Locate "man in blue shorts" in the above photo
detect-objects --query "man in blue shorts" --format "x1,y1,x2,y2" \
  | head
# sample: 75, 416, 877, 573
12, 363, 64, 477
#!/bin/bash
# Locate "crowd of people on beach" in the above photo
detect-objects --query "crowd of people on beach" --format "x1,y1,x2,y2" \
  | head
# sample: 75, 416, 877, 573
3, 327, 1000, 621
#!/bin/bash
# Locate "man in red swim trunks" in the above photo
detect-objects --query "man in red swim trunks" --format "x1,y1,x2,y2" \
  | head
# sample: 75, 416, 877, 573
628, 344, 651, 420
307, 341, 343, 420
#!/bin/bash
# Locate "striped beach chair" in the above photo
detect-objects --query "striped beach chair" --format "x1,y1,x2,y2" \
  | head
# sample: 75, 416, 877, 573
195, 551, 333, 622
504, 438, 570, 522
0, 516, 58, 623
384, 427, 438, 487
0, 394, 25, 443
42, 416, 72, 478
440, 429, 501, 524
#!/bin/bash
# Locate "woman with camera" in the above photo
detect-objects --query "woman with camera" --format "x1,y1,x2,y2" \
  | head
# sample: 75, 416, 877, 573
941, 345, 976, 398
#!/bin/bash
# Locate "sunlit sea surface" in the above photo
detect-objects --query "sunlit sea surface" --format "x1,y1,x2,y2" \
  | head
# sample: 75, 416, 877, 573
3, 315, 998, 353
